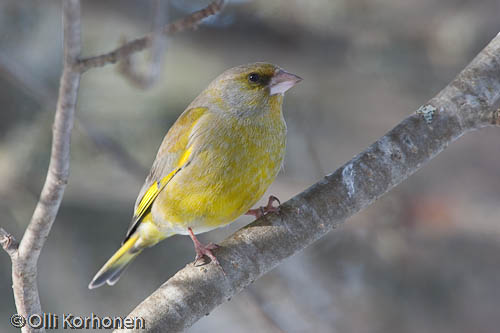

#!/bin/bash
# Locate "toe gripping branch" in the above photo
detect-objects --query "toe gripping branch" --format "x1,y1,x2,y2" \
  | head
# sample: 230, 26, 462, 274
246, 195, 281, 219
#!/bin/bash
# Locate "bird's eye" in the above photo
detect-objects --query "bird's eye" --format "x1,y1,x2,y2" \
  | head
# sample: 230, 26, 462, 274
248, 73, 260, 83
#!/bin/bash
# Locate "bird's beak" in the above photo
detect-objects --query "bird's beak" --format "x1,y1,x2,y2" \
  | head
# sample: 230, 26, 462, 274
269, 69, 302, 95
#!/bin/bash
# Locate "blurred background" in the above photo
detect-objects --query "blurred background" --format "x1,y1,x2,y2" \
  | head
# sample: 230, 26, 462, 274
1, 0, 500, 332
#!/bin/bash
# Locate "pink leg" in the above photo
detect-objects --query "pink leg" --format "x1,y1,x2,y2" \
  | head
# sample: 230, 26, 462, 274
187, 228, 225, 274
245, 195, 281, 219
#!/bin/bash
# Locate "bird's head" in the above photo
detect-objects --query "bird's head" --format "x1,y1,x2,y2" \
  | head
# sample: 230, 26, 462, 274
203, 62, 302, 117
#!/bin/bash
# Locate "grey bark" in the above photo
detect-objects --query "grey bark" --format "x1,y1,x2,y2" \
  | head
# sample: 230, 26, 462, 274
115, 33, 500, 332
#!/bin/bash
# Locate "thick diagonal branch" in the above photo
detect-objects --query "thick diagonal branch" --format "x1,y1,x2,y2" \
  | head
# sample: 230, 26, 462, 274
116, 33, 500, 332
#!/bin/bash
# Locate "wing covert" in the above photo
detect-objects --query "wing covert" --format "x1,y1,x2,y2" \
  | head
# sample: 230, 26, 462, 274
122, 107, 207, 242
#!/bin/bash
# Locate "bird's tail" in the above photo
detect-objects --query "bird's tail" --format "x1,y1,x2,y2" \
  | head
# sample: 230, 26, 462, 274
88, 234, 142, 289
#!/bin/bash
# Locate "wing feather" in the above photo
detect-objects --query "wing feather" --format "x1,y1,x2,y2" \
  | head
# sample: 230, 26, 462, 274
122, 107, 207, 242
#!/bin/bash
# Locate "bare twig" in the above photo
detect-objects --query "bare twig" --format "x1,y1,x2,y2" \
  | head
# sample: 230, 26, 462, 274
118, 0, 168, 89
115, 33, 500, 332
77, 0, 225, 72
2, 1, 82, 331
0, 228, 19, 257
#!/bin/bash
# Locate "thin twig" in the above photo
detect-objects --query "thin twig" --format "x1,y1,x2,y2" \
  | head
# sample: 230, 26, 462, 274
116, 32, 500, 333
118, 0, 168, 89
77, 0, 225, 72
0, 228, 19, 258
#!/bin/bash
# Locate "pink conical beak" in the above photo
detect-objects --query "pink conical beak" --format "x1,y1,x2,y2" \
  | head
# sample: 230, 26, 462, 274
269, 69, 302, 95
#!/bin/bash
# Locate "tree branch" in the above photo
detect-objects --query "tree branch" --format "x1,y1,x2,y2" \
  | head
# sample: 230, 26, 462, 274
77, 0, 225, 73
116, 33, 500, 332
117, 0, 168, 89
0, 228, 19, 258
1, 1, 82, 331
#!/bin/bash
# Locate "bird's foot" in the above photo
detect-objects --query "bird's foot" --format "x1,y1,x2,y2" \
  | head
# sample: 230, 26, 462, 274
246, 195, 281, 219
188, 228, 225, 275
194, 242, 219, 264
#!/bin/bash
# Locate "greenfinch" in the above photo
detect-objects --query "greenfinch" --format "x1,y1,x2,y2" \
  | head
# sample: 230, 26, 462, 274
89, 62, 301, 289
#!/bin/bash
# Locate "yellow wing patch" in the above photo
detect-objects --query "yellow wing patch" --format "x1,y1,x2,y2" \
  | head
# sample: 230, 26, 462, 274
133, 170, 175, 221
133, 146, 193, 222
123, 107, 207, 243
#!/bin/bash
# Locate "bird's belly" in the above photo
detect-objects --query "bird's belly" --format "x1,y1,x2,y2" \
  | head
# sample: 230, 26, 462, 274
152, 133, 285, 234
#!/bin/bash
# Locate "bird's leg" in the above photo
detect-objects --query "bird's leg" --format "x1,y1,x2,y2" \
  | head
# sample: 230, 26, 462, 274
246, 195, 281, 219
187, 227, 224, 272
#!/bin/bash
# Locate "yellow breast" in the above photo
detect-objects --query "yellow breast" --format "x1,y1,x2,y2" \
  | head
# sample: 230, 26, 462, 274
153, 96, 286, 234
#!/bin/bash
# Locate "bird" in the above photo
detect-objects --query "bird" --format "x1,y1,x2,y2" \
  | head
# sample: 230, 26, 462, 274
88, 62, 302, 289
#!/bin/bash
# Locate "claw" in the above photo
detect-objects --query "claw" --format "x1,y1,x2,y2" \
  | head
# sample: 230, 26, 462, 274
246, 195, 281, 219
188, 228, 225, 275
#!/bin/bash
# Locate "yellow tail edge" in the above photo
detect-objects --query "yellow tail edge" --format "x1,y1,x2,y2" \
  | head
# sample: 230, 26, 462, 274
88, 234, 141, 289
